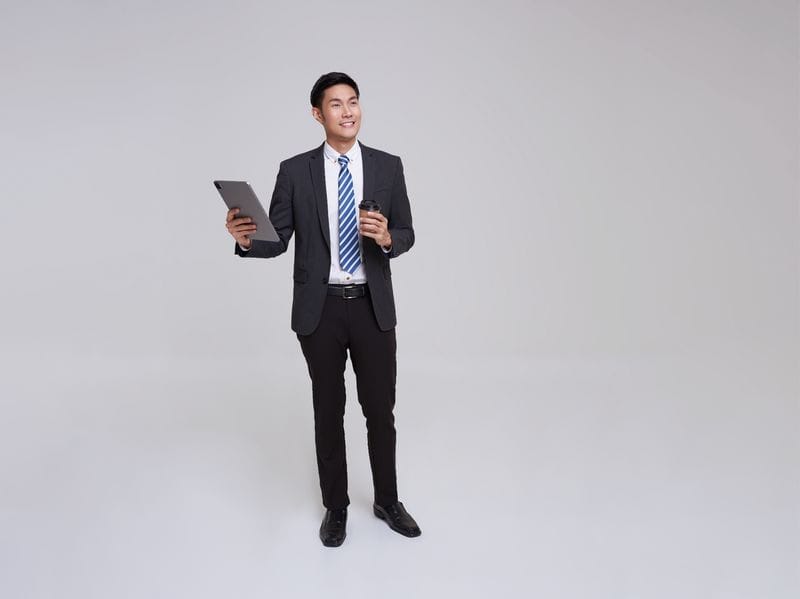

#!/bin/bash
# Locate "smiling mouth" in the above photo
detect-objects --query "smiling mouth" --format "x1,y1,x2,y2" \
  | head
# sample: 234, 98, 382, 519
340, 121, 356, 127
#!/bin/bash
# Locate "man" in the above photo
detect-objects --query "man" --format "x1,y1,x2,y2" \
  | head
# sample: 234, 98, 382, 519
224, 72, 420, 547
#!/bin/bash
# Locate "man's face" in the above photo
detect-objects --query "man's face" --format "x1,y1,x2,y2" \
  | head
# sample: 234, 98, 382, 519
312, 84, 361, 145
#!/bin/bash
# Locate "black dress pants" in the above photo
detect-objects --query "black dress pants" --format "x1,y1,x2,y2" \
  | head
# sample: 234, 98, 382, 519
297, 291, 398, 510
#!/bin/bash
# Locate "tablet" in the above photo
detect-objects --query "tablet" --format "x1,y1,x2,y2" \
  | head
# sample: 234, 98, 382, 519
214, 180, 280, 243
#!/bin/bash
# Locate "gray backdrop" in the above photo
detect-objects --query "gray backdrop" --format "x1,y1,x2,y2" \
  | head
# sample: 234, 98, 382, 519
1, 1, 798, 598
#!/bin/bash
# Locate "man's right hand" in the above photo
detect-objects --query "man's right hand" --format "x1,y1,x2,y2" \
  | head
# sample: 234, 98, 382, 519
226, 207, 257, 249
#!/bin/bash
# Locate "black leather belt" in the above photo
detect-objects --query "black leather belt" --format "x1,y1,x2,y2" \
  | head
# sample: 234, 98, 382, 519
327, 284, 368, 299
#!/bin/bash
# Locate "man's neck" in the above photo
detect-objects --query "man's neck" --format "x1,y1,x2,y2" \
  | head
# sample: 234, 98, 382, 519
326, 138, 357, 155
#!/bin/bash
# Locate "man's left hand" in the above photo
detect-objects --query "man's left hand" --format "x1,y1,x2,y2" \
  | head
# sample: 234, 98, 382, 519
359, 211, 392, 250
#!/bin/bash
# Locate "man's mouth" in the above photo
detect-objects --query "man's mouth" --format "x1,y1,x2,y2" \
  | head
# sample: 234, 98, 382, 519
340, 121, 356, 128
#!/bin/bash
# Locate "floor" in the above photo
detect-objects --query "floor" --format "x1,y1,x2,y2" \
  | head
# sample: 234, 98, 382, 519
1, 349, 796, 599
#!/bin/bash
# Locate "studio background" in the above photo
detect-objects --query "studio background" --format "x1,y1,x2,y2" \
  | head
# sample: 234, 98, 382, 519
1, 1, 797, 598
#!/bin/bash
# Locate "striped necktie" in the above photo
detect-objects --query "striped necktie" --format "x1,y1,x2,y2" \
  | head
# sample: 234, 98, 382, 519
337, 155, 361, 274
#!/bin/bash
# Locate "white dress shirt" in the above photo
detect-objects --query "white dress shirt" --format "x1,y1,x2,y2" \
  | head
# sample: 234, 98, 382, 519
323, 140, 367, 285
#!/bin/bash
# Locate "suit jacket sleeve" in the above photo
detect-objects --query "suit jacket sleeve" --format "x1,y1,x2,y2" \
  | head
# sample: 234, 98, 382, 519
387, 158, 414, 259
235, 162, 294, 258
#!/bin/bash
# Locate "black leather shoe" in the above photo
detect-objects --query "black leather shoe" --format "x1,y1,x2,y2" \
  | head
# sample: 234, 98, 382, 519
373, 501, 421, 537
319, 507, 347, 547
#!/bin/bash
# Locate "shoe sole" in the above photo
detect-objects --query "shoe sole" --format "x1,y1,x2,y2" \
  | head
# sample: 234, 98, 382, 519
373, 506, 422, 537
321, 535, 345, 547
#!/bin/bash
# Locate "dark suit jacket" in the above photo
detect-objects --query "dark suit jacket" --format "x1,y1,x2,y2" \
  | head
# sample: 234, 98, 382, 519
235, 141, 415, 335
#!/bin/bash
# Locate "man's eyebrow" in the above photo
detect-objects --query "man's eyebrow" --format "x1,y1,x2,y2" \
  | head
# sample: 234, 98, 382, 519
327, 96, 358, 104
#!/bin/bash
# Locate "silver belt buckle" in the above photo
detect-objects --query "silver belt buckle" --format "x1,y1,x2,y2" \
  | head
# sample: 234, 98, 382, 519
343, 285, 360, 299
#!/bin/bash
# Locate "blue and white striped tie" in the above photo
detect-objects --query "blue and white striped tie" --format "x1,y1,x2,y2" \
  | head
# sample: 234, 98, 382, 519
337, 155, 361, 274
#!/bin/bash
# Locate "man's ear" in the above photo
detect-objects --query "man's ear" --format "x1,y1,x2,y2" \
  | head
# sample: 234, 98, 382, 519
311, 107, 323, 124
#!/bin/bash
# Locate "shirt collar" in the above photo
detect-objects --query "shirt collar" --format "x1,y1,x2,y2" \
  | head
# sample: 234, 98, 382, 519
323, 140, 361, 165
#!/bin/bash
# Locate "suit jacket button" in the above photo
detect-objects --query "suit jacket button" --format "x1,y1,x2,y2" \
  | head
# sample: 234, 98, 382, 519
322, 277, 328, 284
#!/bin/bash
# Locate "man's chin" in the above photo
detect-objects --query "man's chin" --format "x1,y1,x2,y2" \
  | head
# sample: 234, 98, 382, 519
335, 129, 359, 142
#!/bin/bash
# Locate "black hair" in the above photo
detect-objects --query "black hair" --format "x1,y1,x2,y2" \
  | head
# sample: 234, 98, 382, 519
310, 72, 360, 109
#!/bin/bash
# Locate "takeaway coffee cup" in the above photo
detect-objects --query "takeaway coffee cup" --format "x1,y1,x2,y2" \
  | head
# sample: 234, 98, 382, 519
358, 198, 381, 223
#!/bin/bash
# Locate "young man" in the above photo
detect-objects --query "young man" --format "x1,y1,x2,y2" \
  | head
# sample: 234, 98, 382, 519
225, 72, 420, 547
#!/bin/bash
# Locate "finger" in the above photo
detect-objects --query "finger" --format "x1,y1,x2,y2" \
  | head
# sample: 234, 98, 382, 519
367, 211, 387, 223
226, 208, 240, 222
227, 217, 252, 228
233, 225, 257, 233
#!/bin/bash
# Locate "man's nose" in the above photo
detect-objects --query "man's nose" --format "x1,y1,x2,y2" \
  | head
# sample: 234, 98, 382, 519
342, 105, 353, 117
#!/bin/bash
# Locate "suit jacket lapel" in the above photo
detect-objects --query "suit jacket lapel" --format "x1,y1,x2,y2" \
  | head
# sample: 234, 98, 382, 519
360, 141, 375, 208
309, 143, 330, 250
